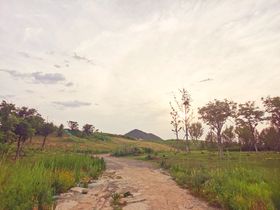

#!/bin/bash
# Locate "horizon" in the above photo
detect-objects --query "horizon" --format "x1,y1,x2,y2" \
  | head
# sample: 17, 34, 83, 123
0, 0, 279, 139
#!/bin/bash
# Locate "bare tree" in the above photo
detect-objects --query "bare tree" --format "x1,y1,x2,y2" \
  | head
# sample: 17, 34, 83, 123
170, 102, 182, 142
68, 121, 79, 131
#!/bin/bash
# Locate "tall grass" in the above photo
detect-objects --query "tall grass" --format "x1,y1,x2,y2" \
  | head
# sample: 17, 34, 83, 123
0, 154, 105, 210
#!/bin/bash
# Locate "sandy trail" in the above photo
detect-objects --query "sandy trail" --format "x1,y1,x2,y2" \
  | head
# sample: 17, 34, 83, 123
55, 155, 217, 210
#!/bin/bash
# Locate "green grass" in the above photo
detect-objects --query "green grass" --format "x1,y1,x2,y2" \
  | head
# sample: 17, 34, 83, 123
0, 153, 105, 210
153, 151, 280, 210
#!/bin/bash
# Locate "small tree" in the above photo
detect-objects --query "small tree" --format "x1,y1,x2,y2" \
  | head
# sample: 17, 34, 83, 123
235, 125, 254, 151
57, 124, 64, 137
170, 102, 182, 141
262, 96, 280, 133
189, 122, 203, 140
83, 124, 95, 136
222, 126, 235, 148
68, 121, 79, 131
199, 99, 236, 158
236, 101, 264, 152
40, 122, 55, 150
14, 120, 32, 159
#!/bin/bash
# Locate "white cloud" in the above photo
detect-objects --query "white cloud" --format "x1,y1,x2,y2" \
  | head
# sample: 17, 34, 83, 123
0, 0, 279, 138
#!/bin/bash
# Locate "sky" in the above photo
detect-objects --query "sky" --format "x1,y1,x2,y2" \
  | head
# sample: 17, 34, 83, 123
0, 0, 279, 139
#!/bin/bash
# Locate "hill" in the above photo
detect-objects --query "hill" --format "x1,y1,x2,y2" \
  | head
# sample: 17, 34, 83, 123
124, 129, 162, 140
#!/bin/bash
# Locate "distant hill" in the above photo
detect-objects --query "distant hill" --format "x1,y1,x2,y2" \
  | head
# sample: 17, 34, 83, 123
124, 129, 162, 140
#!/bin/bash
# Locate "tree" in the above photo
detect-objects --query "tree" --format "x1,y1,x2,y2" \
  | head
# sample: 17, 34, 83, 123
171, 89, 192, 152
83, 124, 95, 136
68, 121, 79, 131
222, 125, 235, 148
262, 96, 280, 133
236, 101, 264, 152
170, 102, 182, 141
199, 99, 236, 158
16, 106, 44, 142
0, 100, 17, 143
40, 122, 55, 150
189, 122, 203, 140
205, 130, 216, 148
235, 125, 254, 151
57, 124, 64, 137
14, 120, 32, 159
259, 127, 280, 151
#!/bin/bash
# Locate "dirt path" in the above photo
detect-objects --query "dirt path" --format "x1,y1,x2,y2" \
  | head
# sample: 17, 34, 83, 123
55, 155, 217, 210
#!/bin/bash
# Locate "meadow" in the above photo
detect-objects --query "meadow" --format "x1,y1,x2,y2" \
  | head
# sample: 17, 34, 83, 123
0, 133, 171, 210
114, 145, 280, 210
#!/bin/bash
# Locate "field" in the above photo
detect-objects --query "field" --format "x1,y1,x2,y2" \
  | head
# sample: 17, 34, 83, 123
127, 149, 280, 210
0, 133, 173, 210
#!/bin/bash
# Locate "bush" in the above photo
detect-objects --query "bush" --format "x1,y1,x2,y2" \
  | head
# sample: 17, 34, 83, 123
112, 146, 154, 157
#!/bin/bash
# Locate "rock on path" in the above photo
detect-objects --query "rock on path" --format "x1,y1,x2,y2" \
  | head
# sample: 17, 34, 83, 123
55, 154, 218, 210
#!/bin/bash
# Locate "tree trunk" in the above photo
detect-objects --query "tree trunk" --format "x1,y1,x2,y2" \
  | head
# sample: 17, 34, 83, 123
41, 136, 47, 150
217, 131, 223, 158
29, 136, 33, 143
184, 106, 190, 153
254, 142, 258, 152
15, 137, 21, 160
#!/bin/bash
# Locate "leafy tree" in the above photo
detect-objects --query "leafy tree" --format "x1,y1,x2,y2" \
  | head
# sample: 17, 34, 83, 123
189, 122, 203, 140
83, 124, 96, 136
40, 122, 55, 150
14, 120, 32, 159
236, 101, 264, 152
16, 106, 44, 142
57, 124, 64, 137
0, 101, 17, 143
199, 99, 236, 158
222, 126, 235, 148
169, 102, 182, 141
262, 96, 280, 133
205, 130, 216, 148
259, 127, 280, 151
235, 125, 254, 151
68, 121, 79, 131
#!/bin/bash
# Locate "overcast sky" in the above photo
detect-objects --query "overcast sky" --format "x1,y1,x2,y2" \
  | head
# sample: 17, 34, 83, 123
0, 0, 279, 139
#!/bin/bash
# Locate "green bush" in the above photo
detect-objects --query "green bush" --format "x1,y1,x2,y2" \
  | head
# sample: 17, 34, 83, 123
112, 146, 154, 157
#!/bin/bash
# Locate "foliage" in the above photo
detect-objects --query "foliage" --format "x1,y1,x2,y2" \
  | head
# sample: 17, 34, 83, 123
57, 124, 64, 137
199, 99, 236, 157
68, 120, 79, 131
0, 153, 105, 210
112, 146, 154, 157
189, 122, 203, 140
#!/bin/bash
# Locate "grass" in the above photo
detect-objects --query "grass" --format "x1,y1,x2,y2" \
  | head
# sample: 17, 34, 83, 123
155, 151, 280, 210
116, 147, 280, 210
0, 153, 105, 210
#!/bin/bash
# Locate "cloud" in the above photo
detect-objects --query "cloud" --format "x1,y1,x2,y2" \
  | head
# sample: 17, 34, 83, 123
0, 94, 15, 99
199, 78, 214, 83
53, 100, 91, 108
73, 53, 94, 65
54, 64, 61, 68
0, 69, 66, 84
65, 82, 74, 87
18, 51, 42, 60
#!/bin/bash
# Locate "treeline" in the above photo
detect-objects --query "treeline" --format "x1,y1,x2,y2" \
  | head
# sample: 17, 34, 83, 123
170, 91, 280, 156
0, 100, 97, 159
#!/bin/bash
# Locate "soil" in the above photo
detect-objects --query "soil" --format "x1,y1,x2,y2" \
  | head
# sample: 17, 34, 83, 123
55, 154, 218, 210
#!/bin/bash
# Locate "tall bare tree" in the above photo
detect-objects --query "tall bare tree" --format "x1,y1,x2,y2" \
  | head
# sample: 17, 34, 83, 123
236, 101, 264, 152
199, 99, 236, 158
170, 102, 182, 142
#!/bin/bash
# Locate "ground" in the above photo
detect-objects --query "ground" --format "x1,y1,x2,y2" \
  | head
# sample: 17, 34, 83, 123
55, 154, 217, 210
